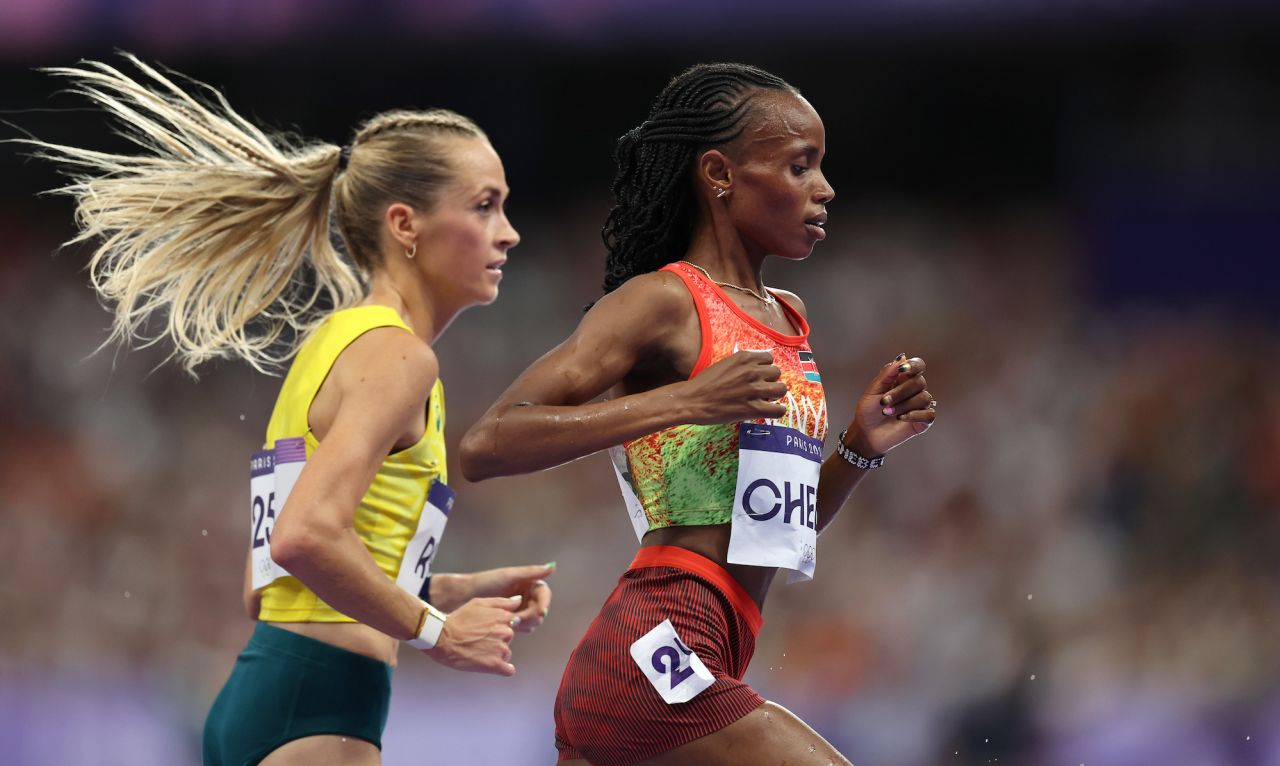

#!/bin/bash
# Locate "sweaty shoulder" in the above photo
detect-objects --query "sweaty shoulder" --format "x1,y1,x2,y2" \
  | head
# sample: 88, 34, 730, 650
596, 268, 696, 328
771, 287, 808, 319
587, 268, 705, 378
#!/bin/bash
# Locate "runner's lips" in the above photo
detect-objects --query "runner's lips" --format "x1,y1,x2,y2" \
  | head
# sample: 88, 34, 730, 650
804, 215, 827, 240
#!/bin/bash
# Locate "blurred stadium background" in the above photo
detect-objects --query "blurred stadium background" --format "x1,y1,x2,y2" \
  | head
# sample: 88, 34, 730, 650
2, 1, 1279, 764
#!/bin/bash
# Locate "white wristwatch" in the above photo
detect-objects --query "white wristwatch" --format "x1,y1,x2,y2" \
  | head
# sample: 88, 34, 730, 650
407, 603, 448, 650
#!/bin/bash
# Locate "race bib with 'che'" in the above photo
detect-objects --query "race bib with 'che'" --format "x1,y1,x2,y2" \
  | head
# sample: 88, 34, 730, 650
249, 437, 306, 590
727, 423, 821, 582
394, 480, 455, 600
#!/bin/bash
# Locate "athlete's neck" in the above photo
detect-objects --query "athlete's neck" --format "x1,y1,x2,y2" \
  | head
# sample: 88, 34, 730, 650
684, 220, 768, 294
362, 270, 456, 343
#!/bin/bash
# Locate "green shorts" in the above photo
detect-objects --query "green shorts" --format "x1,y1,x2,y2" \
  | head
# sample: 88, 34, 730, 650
202, 622, 393, 766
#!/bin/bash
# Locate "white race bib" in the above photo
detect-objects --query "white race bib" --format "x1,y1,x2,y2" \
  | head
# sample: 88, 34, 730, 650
395, 480, 455, 600
629, 619, 715, 704
727, 424, 821, 582
609, 446, 650, 542
249, 437, 306, 590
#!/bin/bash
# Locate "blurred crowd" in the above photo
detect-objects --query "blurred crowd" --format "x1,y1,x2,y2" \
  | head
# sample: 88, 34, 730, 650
2, 195, 1277, 764
3, 2, 1279, 760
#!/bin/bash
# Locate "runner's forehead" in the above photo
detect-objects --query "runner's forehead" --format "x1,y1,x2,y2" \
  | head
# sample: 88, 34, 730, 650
737, 91, 825, 156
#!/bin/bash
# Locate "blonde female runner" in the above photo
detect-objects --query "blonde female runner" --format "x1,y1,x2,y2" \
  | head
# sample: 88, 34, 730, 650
27, 56, 554, 765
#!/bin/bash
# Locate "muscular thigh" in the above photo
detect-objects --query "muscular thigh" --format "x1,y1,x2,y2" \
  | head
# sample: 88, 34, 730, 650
638, 701, 852, 766
259, 734, 380, 766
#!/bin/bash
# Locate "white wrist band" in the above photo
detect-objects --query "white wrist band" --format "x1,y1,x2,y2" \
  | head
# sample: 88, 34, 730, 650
407, 603, 448, 650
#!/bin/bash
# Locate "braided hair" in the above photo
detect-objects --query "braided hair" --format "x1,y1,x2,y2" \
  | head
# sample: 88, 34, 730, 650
601, 63, 797, 294
334, 109, 486, 272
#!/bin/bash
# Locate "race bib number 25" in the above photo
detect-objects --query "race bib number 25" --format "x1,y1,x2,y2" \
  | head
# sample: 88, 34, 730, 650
249, 437, 305, 590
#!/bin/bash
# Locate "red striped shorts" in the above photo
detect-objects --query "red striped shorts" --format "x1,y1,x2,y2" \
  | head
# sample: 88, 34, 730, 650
554, 546, 766, 765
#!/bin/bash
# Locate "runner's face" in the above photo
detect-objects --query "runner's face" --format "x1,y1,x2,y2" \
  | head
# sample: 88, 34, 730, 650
414, 137, 519, 308
722, 91, 834, 261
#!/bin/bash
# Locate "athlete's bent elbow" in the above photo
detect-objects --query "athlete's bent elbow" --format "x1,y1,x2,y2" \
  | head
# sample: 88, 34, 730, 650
268, 526, 322, 572
459, 424, 500, 482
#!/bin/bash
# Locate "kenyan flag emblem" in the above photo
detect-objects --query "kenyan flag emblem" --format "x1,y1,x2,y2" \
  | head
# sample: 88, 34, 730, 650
798, 350, 821, 382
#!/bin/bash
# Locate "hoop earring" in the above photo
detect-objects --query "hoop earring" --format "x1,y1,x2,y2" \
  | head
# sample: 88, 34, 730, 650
406, 243, 417, 259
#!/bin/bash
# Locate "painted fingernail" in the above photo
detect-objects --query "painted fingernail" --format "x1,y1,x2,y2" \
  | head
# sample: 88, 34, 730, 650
894, 353, 906, 361
510, 616, 521, 627
510, 595, 523, 603
880, 394, 892, 406
882, 406, 894, 416
545, 561, 557, 570
542, 608, 550, 618
897, 364, 911, 373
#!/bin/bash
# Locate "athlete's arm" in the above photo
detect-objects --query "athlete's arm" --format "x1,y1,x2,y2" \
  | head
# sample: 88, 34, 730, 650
767, 290, 937, 534
460, 272, 788, 480
269, 328, 435, 639
268, 328, 522, 674
816, 355, 936, 533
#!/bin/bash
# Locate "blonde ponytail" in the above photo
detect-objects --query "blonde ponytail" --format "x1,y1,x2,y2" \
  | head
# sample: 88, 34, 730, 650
25, 55, 363, 375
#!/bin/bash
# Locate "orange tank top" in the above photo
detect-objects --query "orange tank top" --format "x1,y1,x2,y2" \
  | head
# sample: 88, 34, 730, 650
617, 262, 828, 531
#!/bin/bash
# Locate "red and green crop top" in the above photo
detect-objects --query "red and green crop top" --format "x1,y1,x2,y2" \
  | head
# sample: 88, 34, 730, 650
619, 261, 829, 531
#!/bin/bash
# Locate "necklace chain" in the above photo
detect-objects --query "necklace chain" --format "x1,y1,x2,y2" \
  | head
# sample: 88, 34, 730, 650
678, 261, 776, 305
